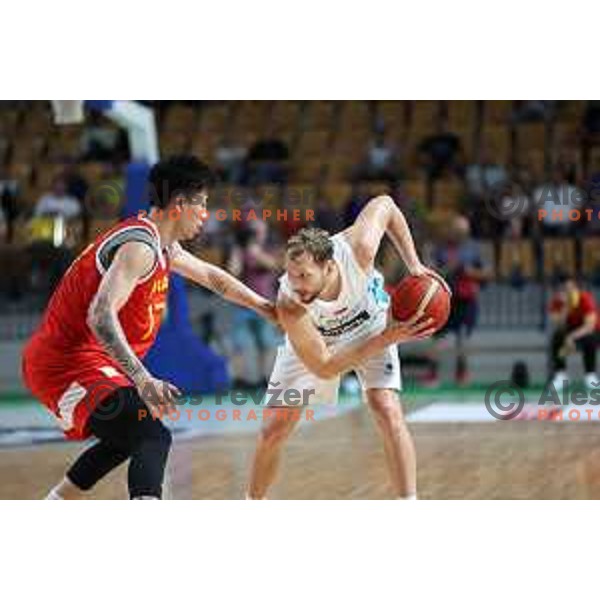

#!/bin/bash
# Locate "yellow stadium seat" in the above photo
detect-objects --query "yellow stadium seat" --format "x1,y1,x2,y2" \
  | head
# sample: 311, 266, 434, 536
432, 179, 464, 210
543, 238, 576, 279
11, 135, 47, 163
160, 132, 191, 156
499, 239, 536, 280
557, 101, 586, 122
269, 101, 302, 130
295, 130, 331, 157
230, 101, 270, 135
197, 104, 230, 133
376, 101, 407, 128
522, 149, 546, 181
364, 181, 392, 197
292, 158, 324, 183
582, 238, 600, 279
0, 109, 21, 135
323, 156, 355, 182
479, 240, 497, 280
483, 101, 514, 124
338, 102, 372, 130
162, 105, 199, 133
320, 183, 352, 210
515, 123, 547, 160
305, 101, 337, 130
447, 101, 477, 131
7, 162, 34, 184
410, 101, 441, 131
403, 179, 428, 203
481, 125, 512, 163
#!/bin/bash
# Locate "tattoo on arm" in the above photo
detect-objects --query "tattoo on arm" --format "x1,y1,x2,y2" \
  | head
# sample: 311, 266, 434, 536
206, 268, 231, 297
90, 299, 146, 382
205, 265, 260, 308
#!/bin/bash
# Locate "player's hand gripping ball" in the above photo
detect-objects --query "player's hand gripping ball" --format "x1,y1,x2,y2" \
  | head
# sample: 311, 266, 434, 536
390, 272, 451, 333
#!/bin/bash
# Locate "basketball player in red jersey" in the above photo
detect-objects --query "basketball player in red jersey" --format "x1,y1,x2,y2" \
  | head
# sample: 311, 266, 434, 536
22, 155, 275, 499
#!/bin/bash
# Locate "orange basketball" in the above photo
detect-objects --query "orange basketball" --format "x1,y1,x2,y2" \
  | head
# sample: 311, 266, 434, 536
390, 273, 451, 332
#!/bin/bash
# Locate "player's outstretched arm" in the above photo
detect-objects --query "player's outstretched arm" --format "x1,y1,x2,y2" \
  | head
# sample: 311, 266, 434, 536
278, 294, 433, 380
170, 244, 276, 324
346, 195, 425, 274
87, 242, 180, 405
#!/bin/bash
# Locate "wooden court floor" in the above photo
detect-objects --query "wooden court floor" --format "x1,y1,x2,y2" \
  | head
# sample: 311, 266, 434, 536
2, 409, 600, 499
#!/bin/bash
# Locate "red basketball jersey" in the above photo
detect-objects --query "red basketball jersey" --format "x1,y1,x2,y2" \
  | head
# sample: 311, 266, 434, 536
22, 216, 171, 439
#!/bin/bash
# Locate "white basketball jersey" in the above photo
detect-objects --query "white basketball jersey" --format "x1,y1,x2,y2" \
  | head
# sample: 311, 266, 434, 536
279, 233, 390, 346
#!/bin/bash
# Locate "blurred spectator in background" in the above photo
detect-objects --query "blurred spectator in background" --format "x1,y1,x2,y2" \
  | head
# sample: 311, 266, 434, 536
512, 101, 555, 123
215, 134, 248, 184
584, 172, 600, 237
246, 137, 289, 185
227, 220, 282, 388
63, 163, 89, 204
465, 145, 508, 200
0, 203, 7, 243
34, 176, 81, 219
582, 102, 600, 141
533, 166, 585, 237
418, 116, 463, 180
27, 175, 81, 299
0, 218, 29, 301
554, 149, 581, 186
342, 183, 369, 229
432, 214, 492, 385
498, 182, 533, 238
0, 171, 19, 241
354, 129, 400, 183
548, 276, 599, 392
582, 101, 600, 173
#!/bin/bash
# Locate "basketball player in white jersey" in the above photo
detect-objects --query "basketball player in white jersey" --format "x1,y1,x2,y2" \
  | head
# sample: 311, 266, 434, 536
247, 194, 443, 499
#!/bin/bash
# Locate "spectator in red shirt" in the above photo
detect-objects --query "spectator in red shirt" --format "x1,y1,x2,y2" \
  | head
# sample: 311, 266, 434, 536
548, 276, 599, 391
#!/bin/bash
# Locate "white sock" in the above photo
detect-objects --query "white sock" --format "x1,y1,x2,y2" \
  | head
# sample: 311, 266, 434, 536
585, 373, 598, 388
552, 371, 568, 390
45, 488, 64, 500
397, 494, 417, 500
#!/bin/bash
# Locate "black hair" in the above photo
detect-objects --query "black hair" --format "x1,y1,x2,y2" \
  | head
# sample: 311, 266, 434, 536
148, 155, 215, 209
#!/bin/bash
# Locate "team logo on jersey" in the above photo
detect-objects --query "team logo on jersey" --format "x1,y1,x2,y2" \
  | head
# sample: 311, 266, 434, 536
317, 310, 371, 337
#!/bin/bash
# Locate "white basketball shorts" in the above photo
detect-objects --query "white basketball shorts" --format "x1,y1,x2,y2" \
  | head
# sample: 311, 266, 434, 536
263, 338, 402, 407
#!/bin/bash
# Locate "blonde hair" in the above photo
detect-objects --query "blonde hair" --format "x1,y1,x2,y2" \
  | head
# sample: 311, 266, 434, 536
286, 228, 334, 264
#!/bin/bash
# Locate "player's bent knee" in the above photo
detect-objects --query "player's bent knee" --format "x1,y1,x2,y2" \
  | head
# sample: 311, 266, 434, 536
141, 419, 172, 452
368, 391, 404, 427
259, 416, 295, 448
134, 401, 172, 445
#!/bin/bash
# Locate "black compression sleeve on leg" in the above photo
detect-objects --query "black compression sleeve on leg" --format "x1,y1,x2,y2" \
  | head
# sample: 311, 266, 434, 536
66, 440, 130, 491
88, 386, 173, 499
551, 329, 567, 372
128, 423, 172, 499
580, 333, 598, 374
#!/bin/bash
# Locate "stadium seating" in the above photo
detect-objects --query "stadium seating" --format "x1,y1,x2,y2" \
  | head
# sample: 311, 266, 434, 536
1, 99, 599, 294
543, 238, 577, 279
499, 239, 536, 281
